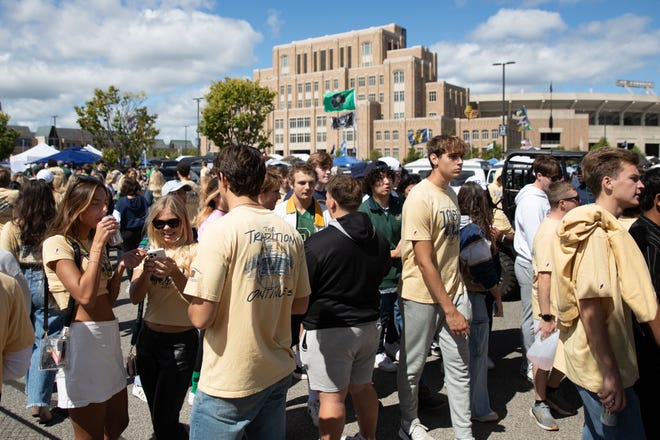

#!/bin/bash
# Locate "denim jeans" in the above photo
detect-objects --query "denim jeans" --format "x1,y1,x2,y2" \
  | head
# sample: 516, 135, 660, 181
467, 292, 494, 418
576, 385, 645, 440
24, 268, 66, 408
137, 325, 198, 440
190, 374, 291, 440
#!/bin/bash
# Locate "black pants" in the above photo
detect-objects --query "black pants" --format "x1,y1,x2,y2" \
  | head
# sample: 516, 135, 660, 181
137, 325, 199, 440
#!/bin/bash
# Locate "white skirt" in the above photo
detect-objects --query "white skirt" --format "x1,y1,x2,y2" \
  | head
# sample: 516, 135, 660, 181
56, 319, 126, 408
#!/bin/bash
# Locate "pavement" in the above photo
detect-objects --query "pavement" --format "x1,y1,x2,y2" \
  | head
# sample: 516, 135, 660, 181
0, 275, 586, 439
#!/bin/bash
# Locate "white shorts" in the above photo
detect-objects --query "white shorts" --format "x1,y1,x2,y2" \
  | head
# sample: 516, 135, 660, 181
56, 319, 126, 408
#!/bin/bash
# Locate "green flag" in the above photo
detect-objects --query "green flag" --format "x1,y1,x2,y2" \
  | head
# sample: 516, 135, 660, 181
323, 89, 355, 112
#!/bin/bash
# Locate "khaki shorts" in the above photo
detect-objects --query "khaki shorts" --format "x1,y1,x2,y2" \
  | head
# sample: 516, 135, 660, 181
300, 321, 379, 392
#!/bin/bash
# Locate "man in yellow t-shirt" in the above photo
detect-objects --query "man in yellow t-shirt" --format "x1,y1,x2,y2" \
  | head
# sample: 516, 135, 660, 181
397, 135, 472, 440
0, 272, 34, 399
529, 182, 579, 431
185, 145, 310, 440
553, 147, 660, 439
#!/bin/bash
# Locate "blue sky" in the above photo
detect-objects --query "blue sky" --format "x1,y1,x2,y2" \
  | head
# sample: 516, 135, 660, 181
1, 0, 658, 144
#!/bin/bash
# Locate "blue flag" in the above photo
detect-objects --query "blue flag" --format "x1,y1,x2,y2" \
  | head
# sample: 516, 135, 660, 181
407, 128, 429, 146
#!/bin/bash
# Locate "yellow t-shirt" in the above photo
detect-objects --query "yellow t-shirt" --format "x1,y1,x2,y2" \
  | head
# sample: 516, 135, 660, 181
557, 223, 658, 392
184, 206, 311, 398
140, 243, 197, 327
42, 235, 112, 310
1, 222, 42, 265
0, 272, 34, 384
400, 179, 465, 303
532, 217, 560, 318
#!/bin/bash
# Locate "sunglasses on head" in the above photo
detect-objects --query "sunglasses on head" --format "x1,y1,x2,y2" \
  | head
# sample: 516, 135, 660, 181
560, 196, 580, 204
152, 218, 181, 230
74, 174, 103, 185
545, 174, 562, 182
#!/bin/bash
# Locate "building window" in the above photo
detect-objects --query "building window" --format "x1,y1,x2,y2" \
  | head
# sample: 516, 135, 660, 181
316, 132, 326, 142
287, 84, 292, 94
314, 98, 318, 107
297, 99, 302, 108
379, 74, 384, 85
379, 93, 384, 103
472, 130, 479, 140
369, 75, 376, 86
463, 130, 469, 141
305, 82, 311, 93
384, 131, 390, 141
358, 77, 365, 87
393, 70, 404, 84
368, 93, 375, 101
314, 82, 318, 92
279, 85, 284, 96
333, 79, 339, 89
287, 100, 291, 109
357, 94, 365, 101
325, 80, 330, 90
482, 129, 489, 140
429, 112, 437, 117
275, 119, 284, 129
280, 55, 289, 75
350, 78, 355, 88
384, 148, 391, 157
340, 47, 345, 67
394, 112, 404, 119
361, 41, 372, 66
393, 130, 399, 140
429, 91, 437, 102
393, 147, 399, 158
492, 129, 499, 139
297, 83, 302, 94
316, 116, 326, 127
290, 119, 296, 129
393, 91, 405, 102
305, 99, 311, 108
376, 131, 382, 141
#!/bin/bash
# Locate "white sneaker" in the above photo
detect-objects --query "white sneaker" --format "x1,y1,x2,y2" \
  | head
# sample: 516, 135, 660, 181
384, 341, 400, 361
307, 399, 320, 427
132, 384, 147, 402
399, 419, 433, 440
374, 352, 397, 372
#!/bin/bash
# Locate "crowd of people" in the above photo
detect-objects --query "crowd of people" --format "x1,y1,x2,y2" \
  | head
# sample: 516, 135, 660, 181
0, 137, 658, 440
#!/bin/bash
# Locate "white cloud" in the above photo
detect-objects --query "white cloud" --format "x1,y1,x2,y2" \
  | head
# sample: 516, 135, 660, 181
0, 1, 262, 140
266, 9, 283, 38
471, 8, 567, 41
434, 10, 660, 93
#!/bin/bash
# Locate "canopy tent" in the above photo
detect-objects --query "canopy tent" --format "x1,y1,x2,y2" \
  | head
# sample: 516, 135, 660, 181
333, 155, 364, 167
10, 143, 59, 174
83, 144, 103, 157
33, 146, 102, 166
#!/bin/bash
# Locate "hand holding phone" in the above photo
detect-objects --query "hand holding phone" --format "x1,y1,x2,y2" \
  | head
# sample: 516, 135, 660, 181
147, 248, 166, 260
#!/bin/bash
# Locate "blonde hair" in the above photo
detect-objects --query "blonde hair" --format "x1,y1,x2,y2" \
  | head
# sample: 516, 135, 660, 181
196, 176, 222, 229
148, 168, 165, 199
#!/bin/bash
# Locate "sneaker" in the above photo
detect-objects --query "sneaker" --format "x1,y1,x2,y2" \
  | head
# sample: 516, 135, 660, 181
30, 406, 53, 424
307, 399, 320, 427
418, 386, 448, 411
530, 402, 559, 431
384, 341, 400, 361
487, 356, 495, 370
399, 419, 433, 440
132, 383, 148, 402
471, 410, 499, 422
429, 344, 441, 357
342, 433, 366, 440
374, 352, 397, 372
546, 388, 578, 416
293, 365, 307, 380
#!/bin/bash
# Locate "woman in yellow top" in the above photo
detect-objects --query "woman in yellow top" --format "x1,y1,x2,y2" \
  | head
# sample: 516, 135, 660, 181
42, 175, 145, 440
129, 195, 198, 439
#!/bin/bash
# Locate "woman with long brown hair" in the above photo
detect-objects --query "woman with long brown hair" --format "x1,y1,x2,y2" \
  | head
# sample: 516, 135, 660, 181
457, 181, 504, 423
42, 175, 145, 439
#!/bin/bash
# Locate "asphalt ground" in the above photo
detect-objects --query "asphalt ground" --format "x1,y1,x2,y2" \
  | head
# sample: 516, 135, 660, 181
0, 274, 586, 439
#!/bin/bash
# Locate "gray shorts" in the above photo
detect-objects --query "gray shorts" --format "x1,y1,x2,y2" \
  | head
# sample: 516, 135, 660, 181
300, 320, 380, 392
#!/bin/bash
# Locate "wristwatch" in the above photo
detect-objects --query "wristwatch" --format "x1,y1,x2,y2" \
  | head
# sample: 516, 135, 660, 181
539, 313, 554, 322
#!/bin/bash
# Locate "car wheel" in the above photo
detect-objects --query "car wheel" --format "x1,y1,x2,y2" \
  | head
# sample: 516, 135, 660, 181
498, 248, 520, 301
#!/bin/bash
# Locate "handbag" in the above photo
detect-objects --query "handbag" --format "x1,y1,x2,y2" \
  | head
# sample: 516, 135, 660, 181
38, 240, 80, 371
125, 300, 144, 379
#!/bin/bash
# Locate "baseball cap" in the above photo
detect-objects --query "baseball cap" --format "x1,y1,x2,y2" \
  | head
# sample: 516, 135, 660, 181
379, 156, 401, 172
162, 180, 192, 196
350, 162, 368, 179
35, 169, 54, 184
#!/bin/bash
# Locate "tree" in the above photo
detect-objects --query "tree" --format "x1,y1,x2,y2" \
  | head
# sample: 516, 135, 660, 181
0, 111, 19, 161
590, 137, 610, 149
201, 77, 275, 150
482, 141, 503, 161
402, 147, 422, 165
369, 148, 382, 161
75, 86, 159, 166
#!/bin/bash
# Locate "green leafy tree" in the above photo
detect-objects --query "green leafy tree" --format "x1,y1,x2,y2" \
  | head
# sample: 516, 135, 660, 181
75, 86, 159, 166
590, 137, 610, 149
201, 77, 275, 150
0, 111, 19, 161
482, 141, 503, 161
402, 146, 422, 165
369, 148, 382, 161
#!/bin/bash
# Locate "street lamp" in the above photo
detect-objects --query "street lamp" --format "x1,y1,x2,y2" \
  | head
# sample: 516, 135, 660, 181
193, 97, 203, 154
183, 125, 188, 156
493, 61, 515, 150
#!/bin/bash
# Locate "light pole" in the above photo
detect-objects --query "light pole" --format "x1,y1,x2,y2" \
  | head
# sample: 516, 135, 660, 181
493, 61, 515, 150
193, 97, 203, 154
183, 125, 188, 156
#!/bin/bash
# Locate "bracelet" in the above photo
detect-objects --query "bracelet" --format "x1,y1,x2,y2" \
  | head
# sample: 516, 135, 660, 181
87, 260, 100, 264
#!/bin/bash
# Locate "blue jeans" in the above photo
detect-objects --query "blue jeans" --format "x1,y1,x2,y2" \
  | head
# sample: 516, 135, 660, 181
468, 292, 493, 418
190, 374, 291, 440
24, 268, 66, 408
576, 385, 645, 440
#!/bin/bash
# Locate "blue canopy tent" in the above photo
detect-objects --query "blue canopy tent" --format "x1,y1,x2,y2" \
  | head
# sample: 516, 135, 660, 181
32, 146, 102, 165
333, 155, 364, 167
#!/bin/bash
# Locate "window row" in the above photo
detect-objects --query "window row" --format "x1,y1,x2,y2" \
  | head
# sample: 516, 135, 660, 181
375, 130, 400, 141
462, 129, 500, 141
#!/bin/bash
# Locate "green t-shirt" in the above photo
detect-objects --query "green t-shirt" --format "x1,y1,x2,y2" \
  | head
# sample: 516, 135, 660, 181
296, 205, 316, 241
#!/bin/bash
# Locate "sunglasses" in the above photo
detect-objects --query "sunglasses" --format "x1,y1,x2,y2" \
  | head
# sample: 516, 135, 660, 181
152, 218, 181, 230
560, 196, 580, 204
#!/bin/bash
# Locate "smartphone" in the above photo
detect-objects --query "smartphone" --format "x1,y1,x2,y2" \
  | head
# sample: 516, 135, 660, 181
147, 248, 166, 260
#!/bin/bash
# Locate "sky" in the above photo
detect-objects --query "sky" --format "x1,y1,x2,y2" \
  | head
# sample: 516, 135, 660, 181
1, 0, 658, 145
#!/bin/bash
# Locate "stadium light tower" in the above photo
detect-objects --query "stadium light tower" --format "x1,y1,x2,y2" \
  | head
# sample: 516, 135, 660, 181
493, 61, 516, 150
193, 97, 203, 154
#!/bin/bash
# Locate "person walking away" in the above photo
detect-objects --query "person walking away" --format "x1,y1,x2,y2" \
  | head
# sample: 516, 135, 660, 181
184, 145, 310, 440
302, 174, 391, 440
